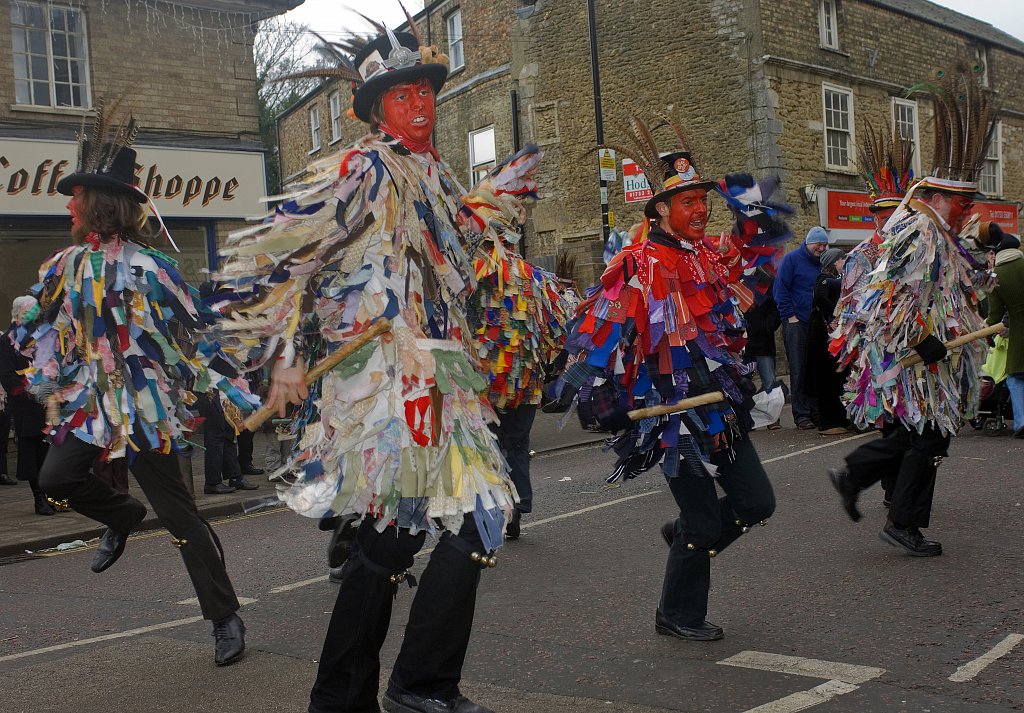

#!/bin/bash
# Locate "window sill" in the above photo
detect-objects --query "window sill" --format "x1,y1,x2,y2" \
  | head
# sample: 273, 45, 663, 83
308, 147, 322, 156
448, 64, 466, 78
824, 165, 858, 176
329, 136, 343, 146
10, 103, 90, 116
818, 45, 850, 57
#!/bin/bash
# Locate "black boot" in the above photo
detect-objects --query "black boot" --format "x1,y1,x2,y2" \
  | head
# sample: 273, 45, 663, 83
30, 480, 55, 516
212, 612, 246, 666
504, 509, 522, 540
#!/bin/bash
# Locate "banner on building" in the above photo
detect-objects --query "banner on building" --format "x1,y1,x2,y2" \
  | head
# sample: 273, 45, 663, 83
622, 158, 652, 203
0, 138, 266, 219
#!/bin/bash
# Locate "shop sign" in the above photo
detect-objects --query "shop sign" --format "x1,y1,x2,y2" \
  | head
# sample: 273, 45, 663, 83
622, 158, 652, 203
0, 138, 266, 219
972, 201, 1019, 233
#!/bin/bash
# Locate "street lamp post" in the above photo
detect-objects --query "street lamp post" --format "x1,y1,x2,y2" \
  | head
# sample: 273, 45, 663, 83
587, 0, 610, 246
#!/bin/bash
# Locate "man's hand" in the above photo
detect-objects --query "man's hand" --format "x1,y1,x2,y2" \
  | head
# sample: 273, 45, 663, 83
788, 316, 799, 324
267, 361, 309, 417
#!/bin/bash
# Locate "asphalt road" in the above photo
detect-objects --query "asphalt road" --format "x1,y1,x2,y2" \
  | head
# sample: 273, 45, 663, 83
1, 426, 1022, 713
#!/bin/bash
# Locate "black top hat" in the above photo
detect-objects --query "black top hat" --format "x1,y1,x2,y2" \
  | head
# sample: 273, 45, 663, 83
351, 29, 447, 123
643, 151, 717, 219
56, 142, 146, 202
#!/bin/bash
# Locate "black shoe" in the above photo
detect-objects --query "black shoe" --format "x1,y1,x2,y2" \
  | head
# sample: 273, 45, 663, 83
34, 495, 56, 516
882, 493, 892, 509
660, 520, 674, 547
203, 483, 237, 494
91, 506, 147, 573
228, 478, 259, 491
505, 509, 522, 540
655, 612, 724, 641
212, 613, 245, 666
879, 521, 942, 556
383, 686, 493, 713
0, 473, 18, 486
327, 514, 359, 567
828, 467, 862, 522
240, 465, 265, 475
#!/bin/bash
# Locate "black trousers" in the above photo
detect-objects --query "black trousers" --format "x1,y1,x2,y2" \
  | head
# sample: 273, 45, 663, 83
39, 437, 240, 621
493, 403, 537, 513
660, 436, 775, 626
0, 408, 9, 474
844, 423, 950, 529
309, 514, 486, 713
237, 429, 256, 470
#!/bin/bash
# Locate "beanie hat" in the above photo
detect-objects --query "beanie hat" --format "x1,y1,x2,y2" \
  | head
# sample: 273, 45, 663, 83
820, 247, 845, 271
805, 226, 829, 244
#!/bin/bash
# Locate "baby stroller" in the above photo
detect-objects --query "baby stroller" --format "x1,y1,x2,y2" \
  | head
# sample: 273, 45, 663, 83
972, 375, 1014, 436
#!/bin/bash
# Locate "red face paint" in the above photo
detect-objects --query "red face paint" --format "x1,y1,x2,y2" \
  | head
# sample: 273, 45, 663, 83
67, 185, 84, 228
665, 188, 709, 242
380, 79, 436, 146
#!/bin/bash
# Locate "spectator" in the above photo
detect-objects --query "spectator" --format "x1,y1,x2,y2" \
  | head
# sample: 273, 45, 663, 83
805, 247, 850, 435
986, 246, 1024, 436
195, 391, 257, 495
743, 295, 783, 429
773, 226, 828, 429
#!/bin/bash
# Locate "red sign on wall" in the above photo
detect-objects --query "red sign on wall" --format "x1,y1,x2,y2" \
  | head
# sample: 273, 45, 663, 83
973, 201, 1019, 233
825, 191, 876, 230
622, 158, 653, 203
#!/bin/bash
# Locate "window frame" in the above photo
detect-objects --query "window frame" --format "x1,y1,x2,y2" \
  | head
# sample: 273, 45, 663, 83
446, 9, 464, 72
819, 0, 839, 51
821, 83, 855, 173
980, 121, 1002, 197
891, 97, 922, 179
10, 0, 92, 109
329, 90, 343, 144
468, 126, 496, 185
309, 106, 321, 154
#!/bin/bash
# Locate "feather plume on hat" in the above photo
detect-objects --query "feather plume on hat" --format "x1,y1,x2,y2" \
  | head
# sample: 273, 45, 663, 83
858, 119, 914, 210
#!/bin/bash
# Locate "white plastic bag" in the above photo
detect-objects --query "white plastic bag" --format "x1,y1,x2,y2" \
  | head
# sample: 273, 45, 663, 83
750, 386, 785, 429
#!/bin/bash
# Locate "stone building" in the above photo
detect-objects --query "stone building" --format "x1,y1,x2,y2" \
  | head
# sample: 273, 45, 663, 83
0, 0, 298, 314
278, 0, 1024, 285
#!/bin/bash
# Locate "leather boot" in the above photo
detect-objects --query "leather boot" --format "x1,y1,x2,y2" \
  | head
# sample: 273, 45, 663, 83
212, 612, 246, 666
30, 480, 55, 516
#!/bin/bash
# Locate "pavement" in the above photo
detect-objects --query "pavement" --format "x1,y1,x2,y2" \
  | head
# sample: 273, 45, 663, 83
0, 408, 607, 559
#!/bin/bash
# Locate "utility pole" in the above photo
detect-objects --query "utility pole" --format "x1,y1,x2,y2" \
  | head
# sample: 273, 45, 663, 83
587, 0, 610, 245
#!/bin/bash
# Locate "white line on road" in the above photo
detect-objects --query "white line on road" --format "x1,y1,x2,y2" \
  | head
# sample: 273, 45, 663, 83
176, 596, 257, 606
269, 576, 329, 594
760, 432, 871, 465
948, 634, 1024, 682
719, 651, 884, 684
742, 680, 860, 713
0, 616, 203, 663
719, 651, 884, 713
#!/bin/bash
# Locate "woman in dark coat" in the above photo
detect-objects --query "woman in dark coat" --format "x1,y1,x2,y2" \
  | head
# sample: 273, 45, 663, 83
804, 248, 849, 435
0, 296, 54, 514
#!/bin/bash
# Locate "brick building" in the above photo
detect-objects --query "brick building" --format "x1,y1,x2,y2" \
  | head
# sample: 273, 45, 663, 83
0, 0, 299, 314
278, 0, 1024, 285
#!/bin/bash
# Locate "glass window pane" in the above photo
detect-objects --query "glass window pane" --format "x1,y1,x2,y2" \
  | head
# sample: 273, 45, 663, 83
28, 29, 46, 54
52, 32, 67, 57
31, 55, 49, 80
53, 59, 69, 83
67, 35, 82, 58
51, 9, 66, 31
12, 30, 26, 54
11, 2, 24, 24
32, 81, 49, 104
72, 85, 82, 106
471, 128, 495, 166
15, 79, 30, 104
14, 55, 29, 80
55, 83, 71, 106
66, 10, 82, 33
26, 4, 46, 28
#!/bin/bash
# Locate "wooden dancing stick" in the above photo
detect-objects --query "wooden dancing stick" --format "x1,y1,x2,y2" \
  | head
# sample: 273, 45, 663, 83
242, 318, 392, 432
627, 391, 725, 421
899, 323, 1007, 368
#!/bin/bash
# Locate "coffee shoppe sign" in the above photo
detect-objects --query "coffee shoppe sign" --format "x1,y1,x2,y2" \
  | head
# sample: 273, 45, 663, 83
0, 138, 265, 218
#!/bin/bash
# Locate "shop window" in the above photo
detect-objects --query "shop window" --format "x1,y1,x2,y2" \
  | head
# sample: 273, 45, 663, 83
892, 97, 921, 178
980, 121, 1002, 196
447, 10, 464, 71
819, 0, 839, 50
469, 126, 495, 184
309, 106, 321, 153
329, 91, 342, 143
822, 84, 854, 171
10, 1, 90, 108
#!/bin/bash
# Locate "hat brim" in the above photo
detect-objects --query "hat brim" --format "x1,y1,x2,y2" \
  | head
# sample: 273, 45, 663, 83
644, 181, 718, 219
56, 173, 148, 203
352, 64, 448, 123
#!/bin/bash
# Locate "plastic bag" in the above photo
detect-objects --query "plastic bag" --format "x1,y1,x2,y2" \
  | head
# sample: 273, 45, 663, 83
750, 386, 785, 429
983, 334, 1009, 383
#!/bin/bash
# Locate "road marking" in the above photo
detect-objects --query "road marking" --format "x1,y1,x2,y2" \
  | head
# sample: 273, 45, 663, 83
743, 680, 859, 713
761, 432, 871, 465
522, 490, 661, 530
176, 596, 257, 606
0, 616, 203, 663
719, 651, 884, 713
270, 576, 329, 594
948, 633, 1024, 682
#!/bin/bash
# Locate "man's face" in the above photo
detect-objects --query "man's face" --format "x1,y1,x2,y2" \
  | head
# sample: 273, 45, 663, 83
873, 207, 895, 229
806, 241, 828, 257
660, 188, 709, 242
928, 191, 974, 232
68, 185, 89, 240
380, 79, 436, 145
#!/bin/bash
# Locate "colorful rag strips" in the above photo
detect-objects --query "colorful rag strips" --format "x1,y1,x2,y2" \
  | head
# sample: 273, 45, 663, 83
568, 177, 790, 478
469, 238, 568, 410
212, 135, 536, 543
14, 238, 257, 461
830, 206, 993, 436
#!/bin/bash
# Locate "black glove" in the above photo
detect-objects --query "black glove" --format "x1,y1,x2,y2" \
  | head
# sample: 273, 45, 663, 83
913, 334, 948, 365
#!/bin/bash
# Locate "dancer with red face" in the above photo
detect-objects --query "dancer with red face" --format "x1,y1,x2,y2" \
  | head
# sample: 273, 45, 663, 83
560, 113, 790, 641
213, 26, 541, 713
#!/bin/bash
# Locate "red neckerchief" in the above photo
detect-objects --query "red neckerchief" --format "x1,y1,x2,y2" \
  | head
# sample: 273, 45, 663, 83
84, 232, 102, 250
378, 123, 439, 159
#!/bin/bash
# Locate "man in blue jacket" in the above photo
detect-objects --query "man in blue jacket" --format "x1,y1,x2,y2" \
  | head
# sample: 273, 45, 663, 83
773, 226, 828, 429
